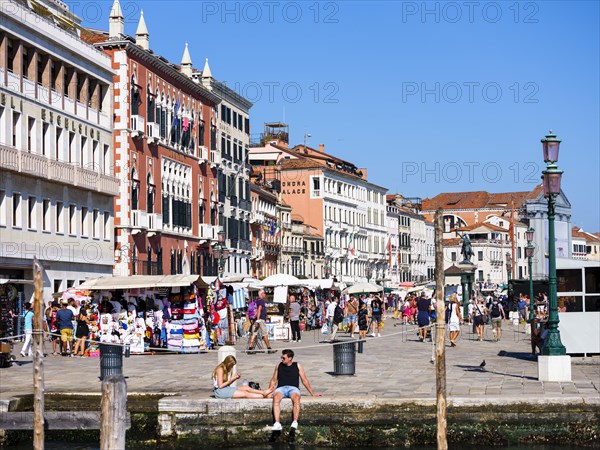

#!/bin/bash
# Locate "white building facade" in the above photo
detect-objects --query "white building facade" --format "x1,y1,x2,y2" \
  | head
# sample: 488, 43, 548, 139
0, 0, 117, 301
385, 202, 401, 287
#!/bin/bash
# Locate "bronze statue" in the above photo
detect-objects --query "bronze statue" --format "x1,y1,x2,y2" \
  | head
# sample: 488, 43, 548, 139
460, 234, 474, 263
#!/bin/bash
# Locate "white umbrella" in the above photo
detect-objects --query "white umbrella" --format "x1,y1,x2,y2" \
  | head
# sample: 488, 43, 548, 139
344, 282, 384, 295
259, 274, 303, 287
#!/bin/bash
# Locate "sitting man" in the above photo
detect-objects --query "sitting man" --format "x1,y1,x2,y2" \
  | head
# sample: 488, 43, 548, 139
530, 317, 547, 355
268, 349, 321, 443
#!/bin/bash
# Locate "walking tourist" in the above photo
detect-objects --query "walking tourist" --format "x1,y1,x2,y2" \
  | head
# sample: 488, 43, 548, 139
416, 292, 432, 342
490, 297, 506, 341
474, 298, 488, 341
56, 300, 75, 356
213, 355, 274, 399
357, 301, 369, 339
268, 349, 321, 443
20, 302, 34, 357
447, 295, 462, 347
73, 308, 91, 357
288, 295, 302, 342
248, 290, 273, 351
345, 296, 358, 338
370, 295, 383, 337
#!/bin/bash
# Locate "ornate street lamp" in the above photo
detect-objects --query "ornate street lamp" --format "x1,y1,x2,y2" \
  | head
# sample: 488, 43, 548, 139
540, 131, 566, 356
525, 227, 535, 322
214, 229, 230, 275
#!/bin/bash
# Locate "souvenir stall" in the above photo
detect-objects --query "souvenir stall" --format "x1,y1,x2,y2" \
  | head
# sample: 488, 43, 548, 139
0, 282, 19, 367
76, 275, 209, 354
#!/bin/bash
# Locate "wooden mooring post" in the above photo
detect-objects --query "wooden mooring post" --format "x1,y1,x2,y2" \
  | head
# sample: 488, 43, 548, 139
434, 209, 448, 450
100, 375, 127, 450
32, 259, 45, 450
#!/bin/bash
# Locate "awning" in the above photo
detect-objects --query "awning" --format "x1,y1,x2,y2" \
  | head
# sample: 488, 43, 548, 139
231, 288, 247, 310
302, 279, 334, 290
76, 274, 207, 290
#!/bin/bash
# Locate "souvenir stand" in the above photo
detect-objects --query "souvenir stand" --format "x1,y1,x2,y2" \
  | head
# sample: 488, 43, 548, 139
76, 275, 209, 354
0, 282, 19, 367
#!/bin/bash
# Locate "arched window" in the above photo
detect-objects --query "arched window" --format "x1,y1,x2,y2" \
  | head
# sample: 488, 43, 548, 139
131, 168, 139, 210
147, 85, 154, 122
131, 76, 140, 115
147, 172, 154, 214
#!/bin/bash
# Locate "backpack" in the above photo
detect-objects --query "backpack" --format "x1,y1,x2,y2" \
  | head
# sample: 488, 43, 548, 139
247, 301, 258, 320
333, 305, 344, 324
491, 303, 501, 318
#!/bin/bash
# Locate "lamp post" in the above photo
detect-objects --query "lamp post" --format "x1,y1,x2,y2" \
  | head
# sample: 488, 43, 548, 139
214, 229, 230, 275
540, 131, 566, 356
525, 227, 535, 322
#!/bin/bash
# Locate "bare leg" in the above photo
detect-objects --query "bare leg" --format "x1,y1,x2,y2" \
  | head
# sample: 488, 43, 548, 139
290, 393, 301, 422
272, 392, 283, 424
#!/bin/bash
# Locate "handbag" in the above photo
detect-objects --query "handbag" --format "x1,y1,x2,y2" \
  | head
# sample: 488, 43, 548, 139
321, 323, 329, 334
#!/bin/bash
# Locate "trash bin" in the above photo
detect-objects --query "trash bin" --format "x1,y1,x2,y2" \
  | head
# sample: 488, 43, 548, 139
100, 343, 123, 380
333, 341, 356, 375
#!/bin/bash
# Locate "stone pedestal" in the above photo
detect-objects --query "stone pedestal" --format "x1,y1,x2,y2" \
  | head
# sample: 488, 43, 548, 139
538, 355, 572, 382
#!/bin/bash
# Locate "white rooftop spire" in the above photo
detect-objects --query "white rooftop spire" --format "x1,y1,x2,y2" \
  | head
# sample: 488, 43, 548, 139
109, 0, 124, 38
180, 43, 193, 77
135, 10, 150, 49
202, 58, 213, 79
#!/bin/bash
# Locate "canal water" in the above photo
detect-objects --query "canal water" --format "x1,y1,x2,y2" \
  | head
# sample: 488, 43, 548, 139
6, 444, 593, 449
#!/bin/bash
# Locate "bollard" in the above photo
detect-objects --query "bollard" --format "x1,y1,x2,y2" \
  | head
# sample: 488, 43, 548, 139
124, 344, 131, 358
357, 340, 364, 354
99, 343, 123, 381
218, 346, 237, 386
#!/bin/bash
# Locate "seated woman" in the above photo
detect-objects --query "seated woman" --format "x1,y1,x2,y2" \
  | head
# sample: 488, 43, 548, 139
213, 355, 274, 399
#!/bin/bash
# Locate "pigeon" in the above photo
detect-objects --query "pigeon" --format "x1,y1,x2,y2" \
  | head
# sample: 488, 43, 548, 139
479, 360, 486, 368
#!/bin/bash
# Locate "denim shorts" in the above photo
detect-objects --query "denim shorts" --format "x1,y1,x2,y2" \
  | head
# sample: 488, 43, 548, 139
214, 385, 237, 399
275, 386, 301, 398
346, 314, 357, 322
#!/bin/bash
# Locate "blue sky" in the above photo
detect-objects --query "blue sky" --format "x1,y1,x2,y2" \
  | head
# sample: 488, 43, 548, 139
77, 1, 599, 231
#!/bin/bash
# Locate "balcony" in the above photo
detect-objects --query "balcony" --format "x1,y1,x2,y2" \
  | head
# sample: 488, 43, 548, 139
131, 210, 148, 233
198, 146, 209, 163
210, 150, 222, 168
146, 122, 160, 144
0, 144, 119, 196
283, 246, 304, 254
252, 248, 265, 260
147, 213, 163, 235
131, 115, 145, 138
250, 211, 265, 224
199, 224, 218, 241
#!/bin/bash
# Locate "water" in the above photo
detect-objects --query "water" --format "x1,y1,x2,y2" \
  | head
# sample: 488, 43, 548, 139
6, 444, 593, 449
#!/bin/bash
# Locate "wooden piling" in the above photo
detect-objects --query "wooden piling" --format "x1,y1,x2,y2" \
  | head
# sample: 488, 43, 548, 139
434, 209, 447, 450
100, 375, 127, 450
32, 259, 44, 450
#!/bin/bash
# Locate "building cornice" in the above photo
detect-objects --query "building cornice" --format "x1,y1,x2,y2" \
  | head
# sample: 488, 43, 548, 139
95, 40, 222, 105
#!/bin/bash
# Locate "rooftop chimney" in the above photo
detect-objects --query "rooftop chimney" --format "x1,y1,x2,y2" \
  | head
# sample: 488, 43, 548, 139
319, 144, 325, 152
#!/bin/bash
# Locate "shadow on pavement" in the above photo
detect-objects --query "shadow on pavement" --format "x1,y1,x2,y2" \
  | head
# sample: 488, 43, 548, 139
497, 350, 536, 361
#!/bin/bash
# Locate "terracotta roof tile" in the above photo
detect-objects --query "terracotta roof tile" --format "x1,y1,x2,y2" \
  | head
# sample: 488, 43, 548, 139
423, 185, 543, 211
572, 227, 600, 243
454, 222, 507, 232
443, 238, 461, 246
80, 28, 109, 45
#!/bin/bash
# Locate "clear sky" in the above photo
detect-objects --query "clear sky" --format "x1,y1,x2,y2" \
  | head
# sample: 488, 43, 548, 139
76, 1, 599, 231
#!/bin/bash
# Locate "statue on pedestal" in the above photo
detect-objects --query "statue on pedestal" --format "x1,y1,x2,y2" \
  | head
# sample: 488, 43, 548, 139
460, 234, 474, 264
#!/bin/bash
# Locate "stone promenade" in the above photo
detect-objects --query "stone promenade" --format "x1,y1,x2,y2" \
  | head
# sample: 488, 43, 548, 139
1, 319, 598, 402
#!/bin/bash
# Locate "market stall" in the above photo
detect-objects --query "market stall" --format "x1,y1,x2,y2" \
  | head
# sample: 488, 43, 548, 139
77, 275, 209, 354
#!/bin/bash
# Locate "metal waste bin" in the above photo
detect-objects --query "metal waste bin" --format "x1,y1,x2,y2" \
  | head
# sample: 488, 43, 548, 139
333, 341, 356, 375
100, 343, 123, 380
